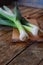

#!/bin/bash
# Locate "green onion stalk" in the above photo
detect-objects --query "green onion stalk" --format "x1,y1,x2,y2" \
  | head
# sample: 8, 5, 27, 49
0, 8, 29, 41
0, 5, 39, 41
3, 5, 39, 36
13, 5, 39, 36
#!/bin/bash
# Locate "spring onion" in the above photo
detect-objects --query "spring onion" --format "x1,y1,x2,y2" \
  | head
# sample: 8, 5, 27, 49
0, 18, 16, 28
0, 17, 39, 36
13, 5, 39, 36
3, 5, 39, 36
0, 8, 29, 41
3, 6, 13, 14
0, 5, 39, 41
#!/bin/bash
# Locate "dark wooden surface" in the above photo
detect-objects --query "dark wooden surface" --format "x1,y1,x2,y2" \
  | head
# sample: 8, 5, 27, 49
0, 6, 43, 65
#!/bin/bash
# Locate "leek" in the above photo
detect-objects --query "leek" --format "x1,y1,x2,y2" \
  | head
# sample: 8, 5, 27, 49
0, 8, 29, 41
24, 25, 39, 36
0, 18, 16, 28
0, 5, 39, 41
13, 5, 39, 36
3, 6, 13, 14
0, 17, 39, 36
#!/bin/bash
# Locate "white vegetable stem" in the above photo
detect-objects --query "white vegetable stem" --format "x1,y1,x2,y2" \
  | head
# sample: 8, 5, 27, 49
3, 6, 13, 14
14, 19, 29, 41
20, 30, 29, 41
24, 24, 39, 36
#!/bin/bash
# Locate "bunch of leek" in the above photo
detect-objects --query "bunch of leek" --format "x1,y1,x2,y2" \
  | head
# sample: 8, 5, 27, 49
0, 5, 39, 41
0, 6, 29, 41
13, 5, 39, 36
4, 5, 39, 36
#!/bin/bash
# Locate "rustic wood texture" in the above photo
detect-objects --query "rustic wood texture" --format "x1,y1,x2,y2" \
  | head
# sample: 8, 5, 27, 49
8, 42, 43, 65
0, 6, 43, 65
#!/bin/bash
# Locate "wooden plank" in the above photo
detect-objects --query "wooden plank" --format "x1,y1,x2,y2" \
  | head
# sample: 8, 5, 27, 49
19, 6, 27, 10
0, 30, 7, 36
0, 42, 26, 65
0, 26, 12, 37
30, 13, 41, 18
22, 9, 34, 16
21, 8, 33, 13
19, 6, 42, 18
9, 42, 43, 65
24, 9, 41, 17
22, 9, 41, 17
0, 31, 30, 65
30, 9, 43, 16
28, 10, 43, 18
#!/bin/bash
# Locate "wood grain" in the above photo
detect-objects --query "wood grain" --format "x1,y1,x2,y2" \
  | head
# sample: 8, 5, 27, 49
9, 42, 43, 65
0, 6, 43, 65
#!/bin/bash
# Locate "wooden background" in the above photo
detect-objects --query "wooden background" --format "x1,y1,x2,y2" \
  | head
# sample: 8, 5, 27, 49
0, 6, 43, 65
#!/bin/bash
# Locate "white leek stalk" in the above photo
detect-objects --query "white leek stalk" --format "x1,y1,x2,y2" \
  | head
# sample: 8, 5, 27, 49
13, 19, 29, 41
3, 5, 39, 36
24, 25, 39, 36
